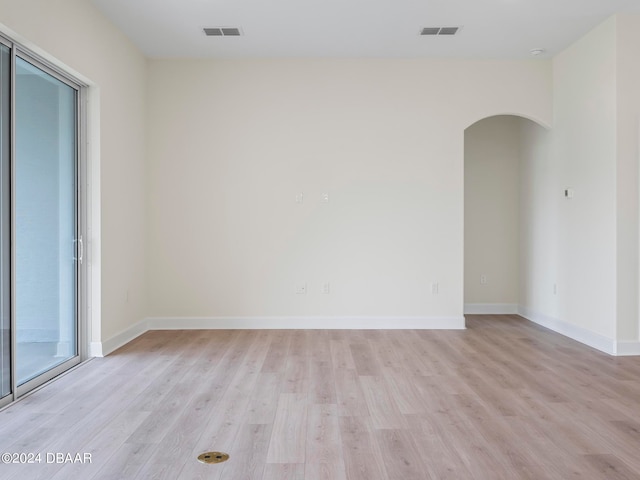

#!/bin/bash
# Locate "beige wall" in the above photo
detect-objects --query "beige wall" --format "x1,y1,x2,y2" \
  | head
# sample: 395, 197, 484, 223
519, 120, 556, 317
0, 0, 148, 344
146, 59, 551, 322
615, 14, 640, 341
521, 14, 640, 347
481, 14, 640, 350
551, 17, 618, 339
464, 116, 521, 307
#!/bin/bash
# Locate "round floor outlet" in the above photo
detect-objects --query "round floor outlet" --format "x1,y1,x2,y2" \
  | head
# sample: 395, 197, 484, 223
197, 452, 230, 464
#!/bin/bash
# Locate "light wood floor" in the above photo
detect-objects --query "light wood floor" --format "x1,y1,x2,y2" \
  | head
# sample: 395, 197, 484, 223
1, 315, 640, 479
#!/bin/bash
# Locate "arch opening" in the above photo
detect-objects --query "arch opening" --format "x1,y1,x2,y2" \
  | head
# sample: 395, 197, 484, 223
463, 114, 552, 320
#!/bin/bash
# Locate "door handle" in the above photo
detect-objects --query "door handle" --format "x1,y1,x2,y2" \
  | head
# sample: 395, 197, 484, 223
74, 236, 84, 264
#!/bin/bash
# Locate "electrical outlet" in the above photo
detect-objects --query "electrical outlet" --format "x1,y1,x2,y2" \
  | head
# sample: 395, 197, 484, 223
480, 274, 488, 285
295, 192, 304, 204
321, 193, 329, 203
431, 282, 439, 294
295, 283, 307, 294
322, 282, 330, 294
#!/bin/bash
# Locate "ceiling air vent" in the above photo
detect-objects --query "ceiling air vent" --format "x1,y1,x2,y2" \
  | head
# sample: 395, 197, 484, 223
420, 26, 461, 36
204, 27, 242, 36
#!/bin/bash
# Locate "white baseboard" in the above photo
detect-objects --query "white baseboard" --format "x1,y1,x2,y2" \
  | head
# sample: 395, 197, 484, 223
89, 342, 103, 357
518, 305, 616, 355
147, 316, 467, 330
89, 315, 465, 357
90, 319, 149, 357
615, 341, 640, 356
91, 311, 639, 358
464, 303, 518, 315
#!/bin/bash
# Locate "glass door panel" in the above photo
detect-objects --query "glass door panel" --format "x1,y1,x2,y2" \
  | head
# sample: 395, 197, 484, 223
0, 44, 10, 399
14, 57, 77, 385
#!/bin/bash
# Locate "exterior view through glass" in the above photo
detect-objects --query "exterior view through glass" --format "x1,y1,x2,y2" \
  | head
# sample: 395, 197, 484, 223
14, 57, 78, 385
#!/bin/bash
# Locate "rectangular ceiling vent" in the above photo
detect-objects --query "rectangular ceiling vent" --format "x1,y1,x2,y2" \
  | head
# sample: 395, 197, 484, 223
204, 27, 242, 37
420, 26, 461, 36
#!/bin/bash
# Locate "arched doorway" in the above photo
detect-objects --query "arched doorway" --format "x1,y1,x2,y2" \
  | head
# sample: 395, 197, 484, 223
463, 114, 551, 318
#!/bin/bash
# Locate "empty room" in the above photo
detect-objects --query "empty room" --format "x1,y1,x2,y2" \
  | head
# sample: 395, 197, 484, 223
1, 0, 640, 479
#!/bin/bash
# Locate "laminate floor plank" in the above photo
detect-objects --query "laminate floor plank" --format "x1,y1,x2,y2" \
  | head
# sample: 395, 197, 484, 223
261, 464, 305, 480
305, 404, 342, 464
334, 368, 370, 417
373, 429, 432, 480
236, 330, 273, 375
338, 415, 388, 480
405, 332, 455, 376
387, 333, 437, 377
454, 367, 526, 417
266, 393, 308, 464
125, 368, 206, 445
217, 423, 272, 480
382, 368, 427, 415
349, 342, 381, 376
307, 331, 332, 365
308, 361, 336, 404
304, 461, 348, 480
552, 405, 640, 472
1, 316, 639, 480
288, 331, 311, 358
261, 331, 291, 373
412, 374, 460, 415
49, 410, 151, 480
282, 354, 310, 394
407, 414, 476, 480
88, 443, 154, 480
329, 339, 356, 370
245, 373, 282, 425
371, 334, 404, 370
580, 454, 639, 480
358, 376, 407, 430
504, 416, 587, 480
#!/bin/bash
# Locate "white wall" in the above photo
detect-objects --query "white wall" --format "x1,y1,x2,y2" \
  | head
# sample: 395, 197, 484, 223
549, 17, 618, 340
469, 15, 640, 353
519, 120, 556, 317
464, 116, 521, 308
0, 0, 148, 344
521, 15, 640, 349
146, 59, 551, 324
615, 14, 640, 342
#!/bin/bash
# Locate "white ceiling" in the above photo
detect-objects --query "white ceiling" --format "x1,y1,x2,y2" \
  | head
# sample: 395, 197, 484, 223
90, 0, 640, 59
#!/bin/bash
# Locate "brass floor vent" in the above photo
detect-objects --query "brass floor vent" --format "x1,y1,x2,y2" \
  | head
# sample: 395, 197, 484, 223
197, 452, 230, 464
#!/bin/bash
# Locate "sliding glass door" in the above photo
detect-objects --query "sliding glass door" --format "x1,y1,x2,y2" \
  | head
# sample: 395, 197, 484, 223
0, 44, 10, 402
0, 36, 84, 407
15, 57, 79, 386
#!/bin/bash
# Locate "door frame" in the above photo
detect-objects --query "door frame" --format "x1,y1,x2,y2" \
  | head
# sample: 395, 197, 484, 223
0, 33, 88, 407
